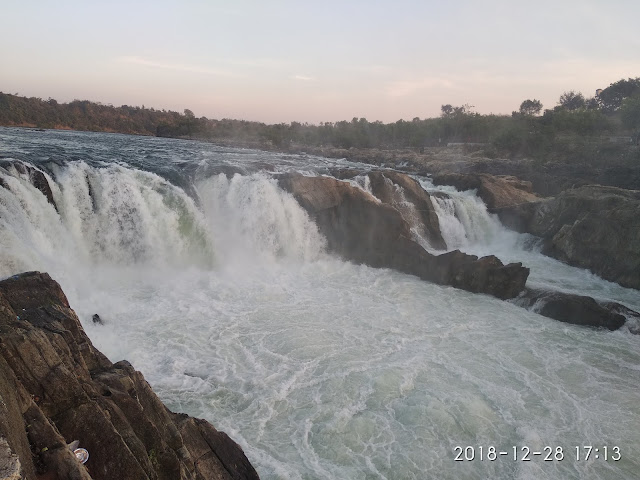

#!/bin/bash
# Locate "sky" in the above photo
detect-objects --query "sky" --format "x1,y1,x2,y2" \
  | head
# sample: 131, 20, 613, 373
1, 0, 639, 124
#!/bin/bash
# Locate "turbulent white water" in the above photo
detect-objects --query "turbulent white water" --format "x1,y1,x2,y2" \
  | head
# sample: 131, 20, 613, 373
1, 129, 639, 479
422, 179, 640, 310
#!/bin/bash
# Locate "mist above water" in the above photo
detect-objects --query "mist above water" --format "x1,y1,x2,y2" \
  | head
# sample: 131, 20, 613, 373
1, 129, 639, 479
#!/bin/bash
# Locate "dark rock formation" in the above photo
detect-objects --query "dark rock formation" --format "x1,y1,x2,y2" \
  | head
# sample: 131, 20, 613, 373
278, 173, 529, 299
431, 172, 540, 210
500, 185, 640, 290
601, 301, 640, 334
0, 272, 260, 480
1, 161, 57, 211
491, 200, 543, 233
512, 288, 627, 330
433, 175, 640, 291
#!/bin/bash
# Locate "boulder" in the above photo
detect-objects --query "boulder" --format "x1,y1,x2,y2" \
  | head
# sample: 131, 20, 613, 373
0, 272, 260, 480
278, 173, 529, 299
491, 200, 543, 233
523, 186, 640, 290
513, 288, 626, 330
435, 176, 640, 291
600, 301, 640, 334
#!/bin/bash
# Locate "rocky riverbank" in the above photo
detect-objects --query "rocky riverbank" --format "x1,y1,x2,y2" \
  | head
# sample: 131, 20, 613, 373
291, 144, 640, 196
0, 272, 260, 480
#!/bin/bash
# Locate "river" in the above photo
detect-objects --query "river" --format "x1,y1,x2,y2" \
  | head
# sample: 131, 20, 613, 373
1, 127, 639, 479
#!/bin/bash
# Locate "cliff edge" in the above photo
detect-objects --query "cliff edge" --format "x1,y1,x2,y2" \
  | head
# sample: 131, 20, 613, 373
0, 271, 260, 480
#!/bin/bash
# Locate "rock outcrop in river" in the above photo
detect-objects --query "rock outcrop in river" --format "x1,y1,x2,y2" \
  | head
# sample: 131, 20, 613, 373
0, 272, 260, 480
512, 288, 627, 330
498, 185, 640, 290
278, 173, 529, 299
432, 172, 640, 292
431, 172, 540, 210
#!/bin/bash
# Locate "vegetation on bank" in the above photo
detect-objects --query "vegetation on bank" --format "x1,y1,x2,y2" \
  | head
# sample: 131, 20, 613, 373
1, 77, 639, 161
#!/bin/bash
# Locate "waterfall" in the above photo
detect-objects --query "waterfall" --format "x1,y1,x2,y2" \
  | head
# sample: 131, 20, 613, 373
0, 162, 325, 281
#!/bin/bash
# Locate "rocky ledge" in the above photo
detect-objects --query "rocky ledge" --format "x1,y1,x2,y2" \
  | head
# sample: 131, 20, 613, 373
0, 272, 260, 480
496, 185, 640, 290
431, 172, 541, 210
431, 172, 640, 292
278, 172, 529, 300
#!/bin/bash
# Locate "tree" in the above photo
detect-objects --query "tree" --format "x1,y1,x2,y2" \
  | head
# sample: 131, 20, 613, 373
597, 77, 640, 112
558, 91, 586, 111
440, 104, 453, 117
620, 95, 640, 144
519, 99, 542, 116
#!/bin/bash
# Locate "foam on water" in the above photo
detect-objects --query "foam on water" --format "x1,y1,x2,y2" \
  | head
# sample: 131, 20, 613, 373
422, 178, 640, 311
74, 263, 640, 480
1, 133, 640, 479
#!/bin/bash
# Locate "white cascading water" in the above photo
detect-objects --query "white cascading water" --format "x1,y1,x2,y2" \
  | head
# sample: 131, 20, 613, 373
0, 161, 213, 276
1, 132, 640, 480
421, 178, 640, 309
196, 173, 326, 266
430, 192, 505, 249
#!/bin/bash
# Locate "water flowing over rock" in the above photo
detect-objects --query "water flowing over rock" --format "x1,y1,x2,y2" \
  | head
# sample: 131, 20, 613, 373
513, 288, 627, 330
500, 185, 640, 290
0, 272, 260, 480
0, 160, 57, 211
278, 173, 529, 299
431, 172, 540, 209
367, 171, 446, 250
330, 169, 446, 249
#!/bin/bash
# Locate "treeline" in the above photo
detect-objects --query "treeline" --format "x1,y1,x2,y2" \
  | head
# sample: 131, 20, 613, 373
1, 77, 639, 159
0, 93, 186, 135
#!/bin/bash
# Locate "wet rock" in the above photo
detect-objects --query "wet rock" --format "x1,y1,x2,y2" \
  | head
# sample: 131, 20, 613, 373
491, 200, 543, 233
327, 168, 364, 180
4, 161, 58, 211
0, 272, 260, 480
513, 288, 626, 330
435, 176, 640, 291
279, 173, 529, 299
600, 301, 640, 334
368, 171, 446, 250
515, 186, 640, 290
432, 172, 540, 209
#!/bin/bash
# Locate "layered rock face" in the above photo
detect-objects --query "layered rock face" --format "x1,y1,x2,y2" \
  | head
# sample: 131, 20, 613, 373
500, 185, 640, 290
278, 173, 529, 299
0, 272, 260, 480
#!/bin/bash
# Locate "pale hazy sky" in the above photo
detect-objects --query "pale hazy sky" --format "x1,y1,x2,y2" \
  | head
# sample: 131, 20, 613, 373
1, 1, 638, 124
